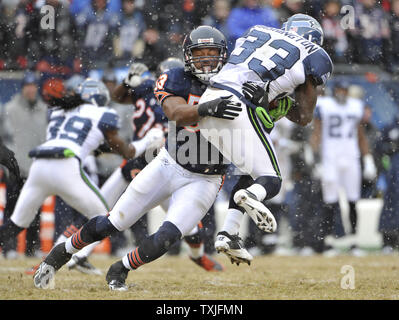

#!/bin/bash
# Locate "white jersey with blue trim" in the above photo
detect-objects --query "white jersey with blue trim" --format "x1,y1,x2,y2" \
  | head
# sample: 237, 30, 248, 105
210, 25, 333, 102
38, 103, 120, 160
315, 96, 365, 160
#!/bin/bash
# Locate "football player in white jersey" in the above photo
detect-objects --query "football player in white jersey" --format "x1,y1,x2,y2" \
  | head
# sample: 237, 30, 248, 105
0, 79, 155, 260
310, 81, 377, 252
195, 14, 333, 265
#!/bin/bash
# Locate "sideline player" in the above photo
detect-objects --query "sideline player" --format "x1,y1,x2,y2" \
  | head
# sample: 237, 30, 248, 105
0, 79, 154, 256
101, 58, 224, 271
196, 14, 333, 265
309, 81, 377, 253
34, 26, 240, 290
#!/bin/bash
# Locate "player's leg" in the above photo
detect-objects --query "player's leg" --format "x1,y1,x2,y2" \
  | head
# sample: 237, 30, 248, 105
100, 167, 129, 208
319, 164, 345, 254
184, 222, 224, 272
343, 161, 362, 235
56, 158, 109, 218
0, 160, 50, 247
215, 174, 254, 265
105, 172, 222, 290
161, 197, 224, 271
198, 89, 282, 233
34, 153, 173, 289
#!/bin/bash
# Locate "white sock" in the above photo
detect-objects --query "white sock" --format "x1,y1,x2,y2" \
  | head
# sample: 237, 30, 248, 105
188, 242, 204, 259
73, 241, 100, 259
54, 234, 68, 246
221, 208, 244, 235
247, 183, 267, 201
65, 237, 80, 254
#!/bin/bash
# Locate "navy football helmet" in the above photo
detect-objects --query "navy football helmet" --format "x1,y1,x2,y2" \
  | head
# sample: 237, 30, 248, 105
282, 14, 324, 46
183, 26, 227, 83
77, 78, 110, 106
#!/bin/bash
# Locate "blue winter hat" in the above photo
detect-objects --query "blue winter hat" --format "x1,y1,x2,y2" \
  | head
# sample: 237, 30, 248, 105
22, 71, 39, 86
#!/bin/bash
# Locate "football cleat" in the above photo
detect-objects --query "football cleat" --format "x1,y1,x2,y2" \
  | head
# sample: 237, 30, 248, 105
190, 254, 225, 272
33, 262, 56, 289
234, 189, 277, 233
106, 260, 129, 291
215, 231, 253, 266
67, 256, 103, 275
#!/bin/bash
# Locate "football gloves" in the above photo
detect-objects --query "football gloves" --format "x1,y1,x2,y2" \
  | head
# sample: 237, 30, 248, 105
242, 81, 268, 109
269, 96, 295, 122
242, 81, 294, 124
197, 95, 242, 120
363, 153, 377, 180
123, 62, 149, 88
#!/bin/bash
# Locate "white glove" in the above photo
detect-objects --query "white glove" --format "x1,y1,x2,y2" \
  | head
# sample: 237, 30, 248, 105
363, 154, 377, 180
130, 128, 164, 159
144, 127, 165, 151
123, 62, 149, 88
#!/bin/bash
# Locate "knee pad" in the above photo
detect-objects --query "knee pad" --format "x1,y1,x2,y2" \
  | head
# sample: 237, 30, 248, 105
82, 215, 119, 243
138, 221, 182, 263
254, 175, 282, 201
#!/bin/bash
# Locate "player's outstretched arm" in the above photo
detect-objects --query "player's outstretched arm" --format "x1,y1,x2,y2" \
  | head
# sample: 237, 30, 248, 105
104, 129, 136, 159
162, 96, 201, 126
286, 77, 318, 126
162, 95, 242, 127
111, 83, 132, 104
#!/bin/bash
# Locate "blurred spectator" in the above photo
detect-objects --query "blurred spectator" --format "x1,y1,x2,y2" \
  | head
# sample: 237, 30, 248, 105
226, 0, 280, 45
181, 0, 214, 34
35, 0, 79, 77
113, 0, 146, 67
376, 113, 399, 254
387, 0, 399, 73
202, 0, 232, 52
0, 71, 48, 258
3, 0, 41, 70
348, 0, 390, 66
320, 0, 348, 63
139, 28, 169, 72
69, 0, 121, 16
75, 0, 120, 71
277, 0, 305, 24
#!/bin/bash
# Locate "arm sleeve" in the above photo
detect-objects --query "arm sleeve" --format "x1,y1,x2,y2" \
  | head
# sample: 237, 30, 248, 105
98, 110, 121, 133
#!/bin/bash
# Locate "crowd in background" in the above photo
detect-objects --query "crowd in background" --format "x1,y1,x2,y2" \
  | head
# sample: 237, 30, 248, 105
1, 0, 399, 74
1, 0, 399, 259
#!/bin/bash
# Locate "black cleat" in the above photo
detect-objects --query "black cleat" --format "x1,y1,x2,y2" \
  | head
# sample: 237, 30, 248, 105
106, 260, 130, 291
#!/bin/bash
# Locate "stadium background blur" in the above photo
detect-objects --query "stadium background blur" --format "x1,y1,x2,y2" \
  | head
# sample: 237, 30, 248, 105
1, 0, 399, 259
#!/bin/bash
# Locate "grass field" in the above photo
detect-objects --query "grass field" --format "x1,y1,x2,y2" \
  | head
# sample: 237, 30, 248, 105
1, 253, 399, 300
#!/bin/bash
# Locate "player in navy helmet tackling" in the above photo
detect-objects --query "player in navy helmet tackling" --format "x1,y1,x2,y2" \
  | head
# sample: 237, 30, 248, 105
34, 26, 239, 291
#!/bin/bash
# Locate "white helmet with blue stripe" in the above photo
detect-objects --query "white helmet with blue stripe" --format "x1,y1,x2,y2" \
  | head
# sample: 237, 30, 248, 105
77, 78, 111, 107
282, 14, 324, 46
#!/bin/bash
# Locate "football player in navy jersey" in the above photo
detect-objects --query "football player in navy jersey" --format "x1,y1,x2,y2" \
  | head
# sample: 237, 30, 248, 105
34, 26, 242, 290
100, 58, 224, 271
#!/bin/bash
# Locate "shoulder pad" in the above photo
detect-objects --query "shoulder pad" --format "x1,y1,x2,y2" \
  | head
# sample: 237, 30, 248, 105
303, 48, 333, 86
